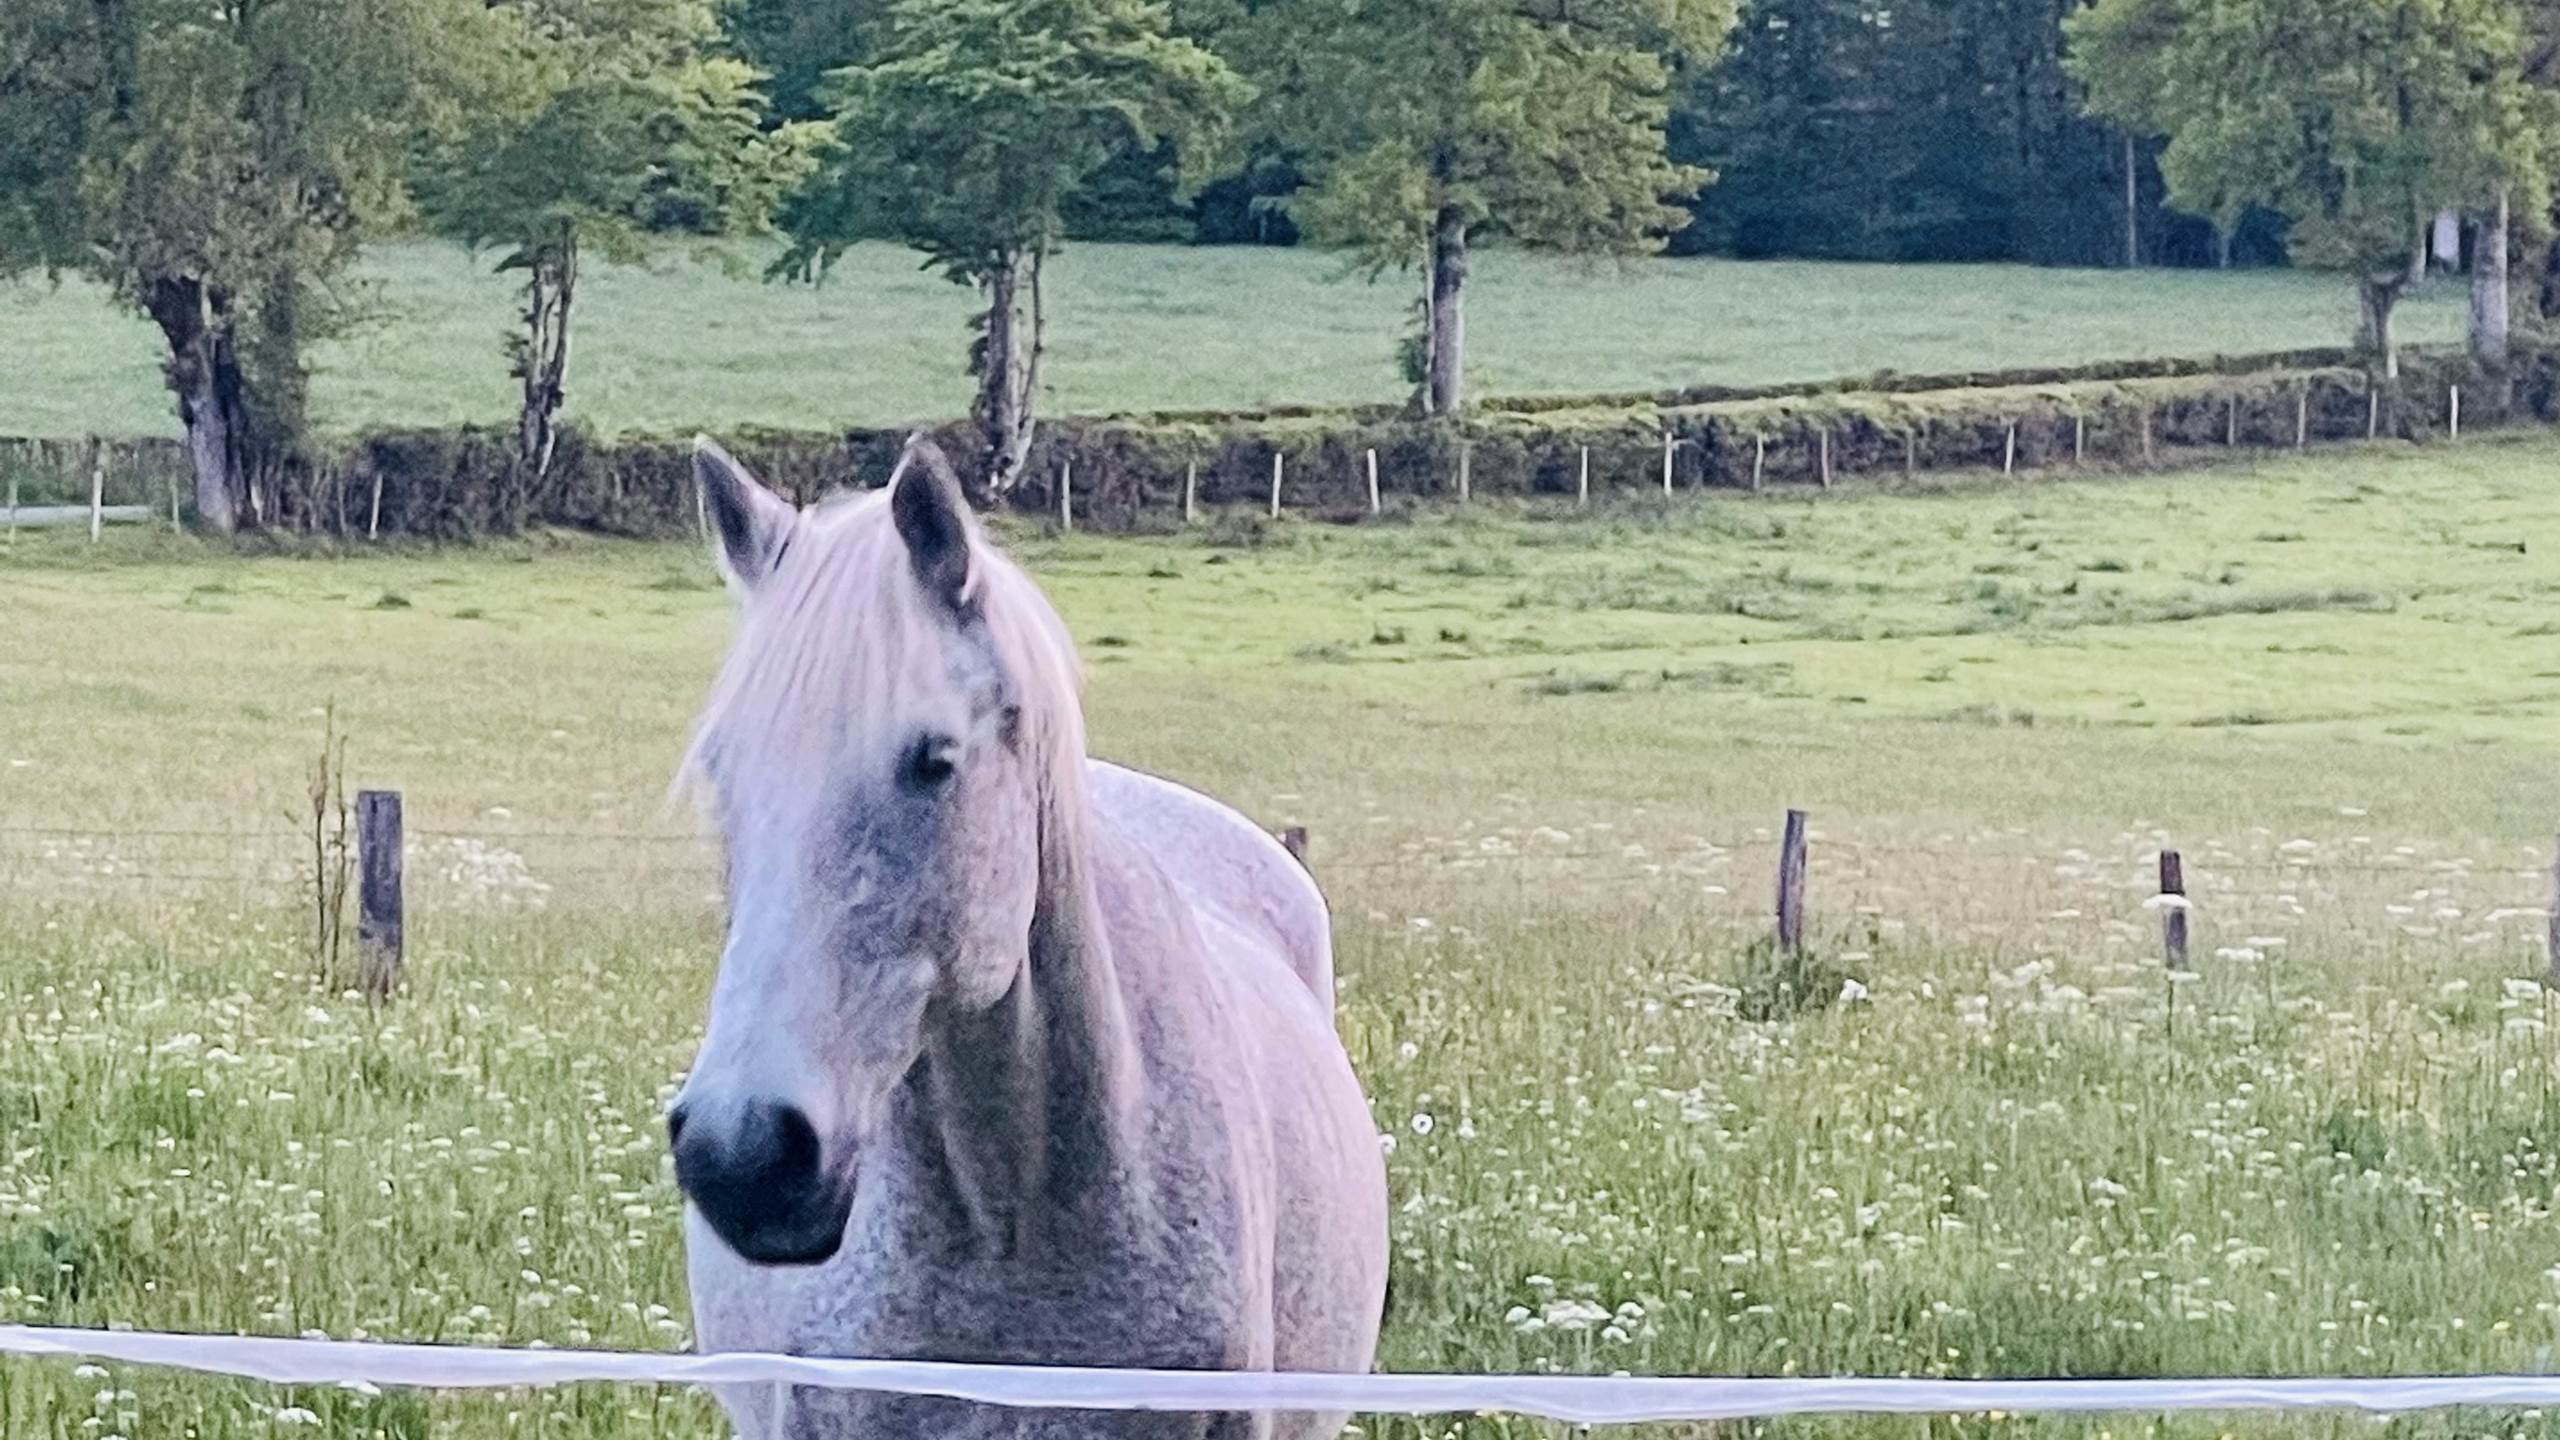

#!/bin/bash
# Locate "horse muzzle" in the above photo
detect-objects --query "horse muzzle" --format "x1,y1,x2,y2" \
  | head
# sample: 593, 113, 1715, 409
669, 1097, 853, 1266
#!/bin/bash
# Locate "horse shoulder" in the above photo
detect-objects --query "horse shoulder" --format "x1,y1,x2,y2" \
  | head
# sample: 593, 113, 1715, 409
1085, 761, 1335, 1004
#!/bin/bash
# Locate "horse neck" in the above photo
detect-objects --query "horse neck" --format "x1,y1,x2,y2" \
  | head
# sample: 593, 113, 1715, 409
908, 755, 1143, 1255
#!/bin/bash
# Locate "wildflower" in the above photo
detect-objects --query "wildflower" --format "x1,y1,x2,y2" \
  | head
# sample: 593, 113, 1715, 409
273, 1409, 321, 1428
1838, 978, 1870, 1004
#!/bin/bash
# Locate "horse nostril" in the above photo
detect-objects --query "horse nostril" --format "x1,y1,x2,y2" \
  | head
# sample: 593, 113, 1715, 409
671, 1099, 839, 1264
767, 1104, 819, 1179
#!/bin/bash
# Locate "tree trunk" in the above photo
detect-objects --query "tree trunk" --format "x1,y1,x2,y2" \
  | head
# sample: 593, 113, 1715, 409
2471, 190, 2511, 371
973, 246, 1043, 497
518, 227, 577, 479
2122, 133, 2139, 269
143, 274, 244, 534
1423, 205, 1468, 417
2360, 274, 2403, 379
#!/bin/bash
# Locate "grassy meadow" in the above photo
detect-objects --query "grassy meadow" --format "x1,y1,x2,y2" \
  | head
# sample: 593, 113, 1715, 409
10, 435, 2560, 1437
2, 241, 2471, 442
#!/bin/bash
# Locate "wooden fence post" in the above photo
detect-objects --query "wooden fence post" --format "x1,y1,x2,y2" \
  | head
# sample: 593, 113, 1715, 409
1059, 460, 1074, 532
169, 471, 182, 534
1269, 452, 1283, 520
357, 790, 404, 999
368, 471, 385, 540
2141, 409, 2154, 464
1751, 435, 1765, 493
1366, 448, 1381, 516
1183, 463, 1198, 526
88, 446, 104, 543
2225, 395, 2238, 447
8, 467, 18, 546
2003, 423, 2017, 477
1817, 429, 1832, 489
2450, 385, 2461, 441
2296, 388, 2310, 448
1458, 444, 1472, 503
1279, 826, 1309, 868
1776, 808, 1808, 954
2159, 849, 2189, 971
1660, 433, 1674, 496
1576, 446, 1590, 508
2073, 413, 2086, 466
2547, 833, 2560, 989
2368, 387, 2380, 440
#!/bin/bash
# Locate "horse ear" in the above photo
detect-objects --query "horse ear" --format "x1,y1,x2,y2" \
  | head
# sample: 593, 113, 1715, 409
694, 436, 795, 592
889, 437, 974, 610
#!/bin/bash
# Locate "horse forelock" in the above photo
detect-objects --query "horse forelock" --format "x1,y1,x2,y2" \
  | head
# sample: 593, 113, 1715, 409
679, 490, 1089, 819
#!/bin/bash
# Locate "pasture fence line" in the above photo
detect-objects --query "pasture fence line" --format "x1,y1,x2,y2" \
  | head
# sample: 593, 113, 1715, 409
11, 801, 2560, 989
6, 345, 2547, 540
19, 1325, 2560, 1421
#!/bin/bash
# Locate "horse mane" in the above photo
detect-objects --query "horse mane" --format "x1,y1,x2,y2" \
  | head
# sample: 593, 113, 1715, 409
678, 479, 1089, 823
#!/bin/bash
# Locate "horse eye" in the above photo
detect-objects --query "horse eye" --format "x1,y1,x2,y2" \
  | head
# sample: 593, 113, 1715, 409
903, 734, 958, 791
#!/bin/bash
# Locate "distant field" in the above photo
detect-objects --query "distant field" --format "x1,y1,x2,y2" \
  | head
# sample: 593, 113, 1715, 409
4, 241, 2469, 441
10, 436, 2560, 1440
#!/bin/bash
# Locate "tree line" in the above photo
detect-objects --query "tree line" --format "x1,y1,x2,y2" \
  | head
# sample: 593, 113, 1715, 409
2, 0, 2554, 531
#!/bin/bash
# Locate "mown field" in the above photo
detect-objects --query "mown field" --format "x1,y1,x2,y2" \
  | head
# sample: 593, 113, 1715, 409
2, 241, 2471, 441
8, 434, 2560, 1439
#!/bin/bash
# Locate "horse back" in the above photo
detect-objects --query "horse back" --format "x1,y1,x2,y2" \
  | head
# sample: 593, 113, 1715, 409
1087, 761, 1335, 1004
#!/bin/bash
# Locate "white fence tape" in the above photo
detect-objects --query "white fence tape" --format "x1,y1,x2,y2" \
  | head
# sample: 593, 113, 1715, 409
9, 1327, 2560, 1422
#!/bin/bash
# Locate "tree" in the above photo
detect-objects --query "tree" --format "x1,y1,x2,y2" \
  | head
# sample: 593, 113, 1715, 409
1206, 0, 1737, 416
0, 0, 508, 531
415, 0, 820, 479
780, 0, 1245, 496
2068, 0, 2551, 381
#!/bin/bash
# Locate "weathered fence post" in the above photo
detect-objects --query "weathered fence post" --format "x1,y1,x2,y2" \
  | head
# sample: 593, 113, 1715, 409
1366, 449, 1381, 517
1776, 808, 1808, 954
1268, 452, 1283, 520
1576, 446, 1590, 508
1817, 429, 1832, 489
2141, 409, 2154, 464
8, 467, 19, 546
1279, 826, 1309, 869
1751, 435, 1766, 493
168, 472, 182, 534
368, 471, 385, 540
2003, 423, 2017, 477
2225, 395, 2238, 447
2450, 385, 2461, 441
2073, 413, 2086, 466
357, 790, 404, 999
1457, 444, 1472, 504
88, 445, 104, 543
1183, 463, 1198, 526
2368, 388, 2380, 440
2159, 849, 2189, 971
1059, 459, 1073, 532
2547, 833, 2560, 990
2296, 388, 2310, 448
1660, 433, 1674, 496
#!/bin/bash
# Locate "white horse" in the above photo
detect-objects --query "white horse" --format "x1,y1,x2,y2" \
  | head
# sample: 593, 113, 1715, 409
670, 437, 1389, 1439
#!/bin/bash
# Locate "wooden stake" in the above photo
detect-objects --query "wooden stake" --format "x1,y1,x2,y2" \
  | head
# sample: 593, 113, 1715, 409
1366, 448, 1381, 516
1183, 463, 1198, 525
1059, 459, 1073, 532
2450, 385, 2461, 440
1776, 809, 1809, 954
2003, 423, 2017, 477
168, 471, 181, 533
1269, 452, 1283, 520
1751, 435, 1765, 493
2225, 395, 2238, 446
2159, 849, 2189, 972
2368, 387, 2380, 439
1660, 433, 1674, 496
1576, 446, 1589, 508
2296, 388, 2309, 447
1457, 444, 1471, 503
2074, 413, 2086, 466
2546, 833, 2560, 989
88, 446, 104, 543
1817, 429, 1832, 489
357, 790, 405, 1000
368, 471, 385, 540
